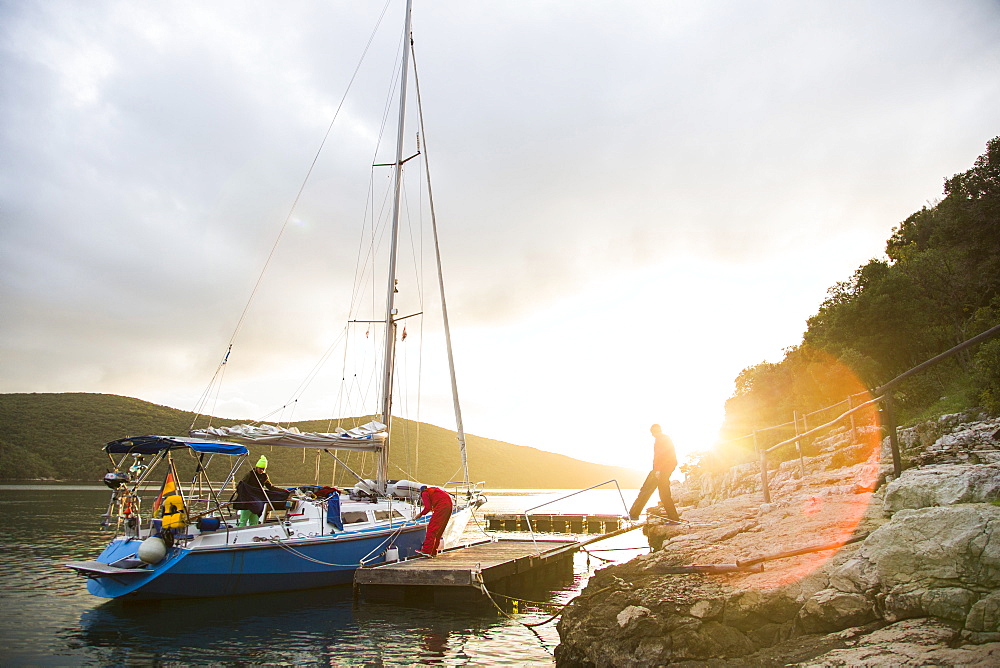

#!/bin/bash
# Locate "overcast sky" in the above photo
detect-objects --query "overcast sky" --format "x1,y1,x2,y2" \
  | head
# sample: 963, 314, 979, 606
2, 0, 999, 475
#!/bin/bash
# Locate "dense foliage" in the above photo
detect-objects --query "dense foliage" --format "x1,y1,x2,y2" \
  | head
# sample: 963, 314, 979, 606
718, 137, 1000, 463
0, 392, 644, 488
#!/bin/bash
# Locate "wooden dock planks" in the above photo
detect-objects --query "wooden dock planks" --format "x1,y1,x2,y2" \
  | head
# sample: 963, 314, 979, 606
354, 538, 579, 596
484, 513, 624, 533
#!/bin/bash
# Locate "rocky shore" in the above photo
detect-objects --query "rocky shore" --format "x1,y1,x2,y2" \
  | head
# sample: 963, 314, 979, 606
555, 412, 1000, 666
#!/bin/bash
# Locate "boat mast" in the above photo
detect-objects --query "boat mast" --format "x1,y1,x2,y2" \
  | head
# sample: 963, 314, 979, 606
377, 0, 414, 493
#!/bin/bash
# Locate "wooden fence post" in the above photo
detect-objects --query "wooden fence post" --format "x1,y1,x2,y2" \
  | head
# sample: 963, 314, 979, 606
755, 430, 771, 503
847, 394, 857, 443
882, 394, 902, 477
793, 411, 806, 477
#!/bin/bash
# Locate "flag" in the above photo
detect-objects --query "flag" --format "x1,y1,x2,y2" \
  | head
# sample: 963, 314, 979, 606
151, 470, 178, 515
401, 325, 407, 341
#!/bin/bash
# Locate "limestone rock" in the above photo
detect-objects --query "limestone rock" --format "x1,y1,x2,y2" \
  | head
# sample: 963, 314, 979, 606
798, 588, 877, 633
829, 503, 1000, 630
790, 617, 1000, 667
884, 463, 1000, 514
616, 605, 650, 628
966, 590, 1000, 642
557, 417, 1000, 666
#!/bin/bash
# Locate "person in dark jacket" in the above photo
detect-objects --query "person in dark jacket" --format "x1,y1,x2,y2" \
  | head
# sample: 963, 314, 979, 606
414, 485, 453, 557
234, 455, 289, 526
651, 424, 681, 521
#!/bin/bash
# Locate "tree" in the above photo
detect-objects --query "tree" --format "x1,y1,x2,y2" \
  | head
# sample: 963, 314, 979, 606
714, 136, 1000, 460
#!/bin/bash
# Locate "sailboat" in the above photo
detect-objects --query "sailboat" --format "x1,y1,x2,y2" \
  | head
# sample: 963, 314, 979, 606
67, 0, 487, 600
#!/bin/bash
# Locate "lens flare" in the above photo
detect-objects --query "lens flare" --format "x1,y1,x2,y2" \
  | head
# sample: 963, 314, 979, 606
708, 348, 883, 589
696, 347, 881, 589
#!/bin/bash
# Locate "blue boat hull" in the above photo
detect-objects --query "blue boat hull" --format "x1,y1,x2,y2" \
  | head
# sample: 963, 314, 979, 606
87, 524, 426, 600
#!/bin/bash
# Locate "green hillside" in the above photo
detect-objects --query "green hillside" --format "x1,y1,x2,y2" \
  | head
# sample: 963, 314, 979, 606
0, 392, 644, 488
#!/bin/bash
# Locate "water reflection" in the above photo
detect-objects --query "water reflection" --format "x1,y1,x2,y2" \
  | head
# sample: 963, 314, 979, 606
2, 486, 641, 666
69, 582, 559, 665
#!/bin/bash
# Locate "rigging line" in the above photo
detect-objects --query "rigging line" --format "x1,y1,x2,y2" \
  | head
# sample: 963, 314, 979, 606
411, 41, 469, 481
403, 159, 427, 479
279, 326, 350, 415
412, 304, 425, 477
190, 345, 231, 427
229, 0, 394, 346
191, 1, 394, 419
349, 169, 392, 318
399, 178, 426, 308
328, 323, 354, 432
346, 16, 408, 320
392, 174, 427, 473
206, 357, 231, 428
394, 335, 422, 471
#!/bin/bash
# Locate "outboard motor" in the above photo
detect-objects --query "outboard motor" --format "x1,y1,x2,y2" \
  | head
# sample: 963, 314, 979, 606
102, 471, 130, 489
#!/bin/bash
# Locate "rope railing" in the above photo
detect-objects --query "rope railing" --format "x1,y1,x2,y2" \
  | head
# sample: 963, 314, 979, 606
716, 322, 1000, 503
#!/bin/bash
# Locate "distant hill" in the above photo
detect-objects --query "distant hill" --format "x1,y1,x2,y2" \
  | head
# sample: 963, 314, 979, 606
0, 393, 644, 488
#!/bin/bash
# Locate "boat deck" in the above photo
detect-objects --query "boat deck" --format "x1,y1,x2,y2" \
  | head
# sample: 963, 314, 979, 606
354, 538, 579, 603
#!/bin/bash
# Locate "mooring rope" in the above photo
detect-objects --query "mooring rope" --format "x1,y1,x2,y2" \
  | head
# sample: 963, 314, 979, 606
580, 547, 616, 563
264, 520, 415, 568
475, 582, 557, 655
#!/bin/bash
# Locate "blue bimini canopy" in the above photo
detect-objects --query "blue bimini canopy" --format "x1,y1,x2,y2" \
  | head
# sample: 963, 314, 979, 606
104, 435, 250, 456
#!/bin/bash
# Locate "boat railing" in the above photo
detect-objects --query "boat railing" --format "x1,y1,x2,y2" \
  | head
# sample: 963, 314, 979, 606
521, 480, 632, 552
444, 479, 487, 499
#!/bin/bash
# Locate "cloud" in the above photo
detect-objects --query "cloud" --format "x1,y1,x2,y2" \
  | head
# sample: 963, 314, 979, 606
1, 0, 999, 469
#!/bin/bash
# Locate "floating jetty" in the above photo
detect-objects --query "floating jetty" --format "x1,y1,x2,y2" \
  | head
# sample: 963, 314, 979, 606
354, 538, 580, 603
484, 513, 624, 533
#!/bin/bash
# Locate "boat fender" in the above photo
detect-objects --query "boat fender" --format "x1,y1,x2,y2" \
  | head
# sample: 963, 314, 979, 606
197, 517, 221, 532
161, 494, 187, 530
137, 536, 167, 564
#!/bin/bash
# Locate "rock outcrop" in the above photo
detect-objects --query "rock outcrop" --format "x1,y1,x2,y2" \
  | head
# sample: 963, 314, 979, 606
883, 463, 1000, 512
555, 413, 1000, 666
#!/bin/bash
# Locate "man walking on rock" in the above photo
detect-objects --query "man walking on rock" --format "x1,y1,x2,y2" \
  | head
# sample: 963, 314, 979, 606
650, 424, 681, 521
629, 424, 683, 520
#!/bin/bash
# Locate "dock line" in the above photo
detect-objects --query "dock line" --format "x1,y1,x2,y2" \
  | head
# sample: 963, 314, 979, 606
576, 521, 646, 548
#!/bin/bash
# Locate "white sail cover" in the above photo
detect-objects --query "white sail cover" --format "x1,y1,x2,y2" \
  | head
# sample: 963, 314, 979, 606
191, 422, 387, 451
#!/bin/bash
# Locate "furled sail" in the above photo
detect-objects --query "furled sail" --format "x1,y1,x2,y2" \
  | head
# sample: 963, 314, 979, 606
191, 422, 387, 451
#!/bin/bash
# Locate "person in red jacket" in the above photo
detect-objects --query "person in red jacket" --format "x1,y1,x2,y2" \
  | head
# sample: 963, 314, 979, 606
415, 485, 453, 557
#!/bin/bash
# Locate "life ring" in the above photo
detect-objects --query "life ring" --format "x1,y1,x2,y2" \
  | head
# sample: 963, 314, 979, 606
161, 494, 187, 530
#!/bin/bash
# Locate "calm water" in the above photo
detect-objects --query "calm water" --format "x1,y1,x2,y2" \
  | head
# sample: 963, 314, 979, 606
0, 485, 644, 666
